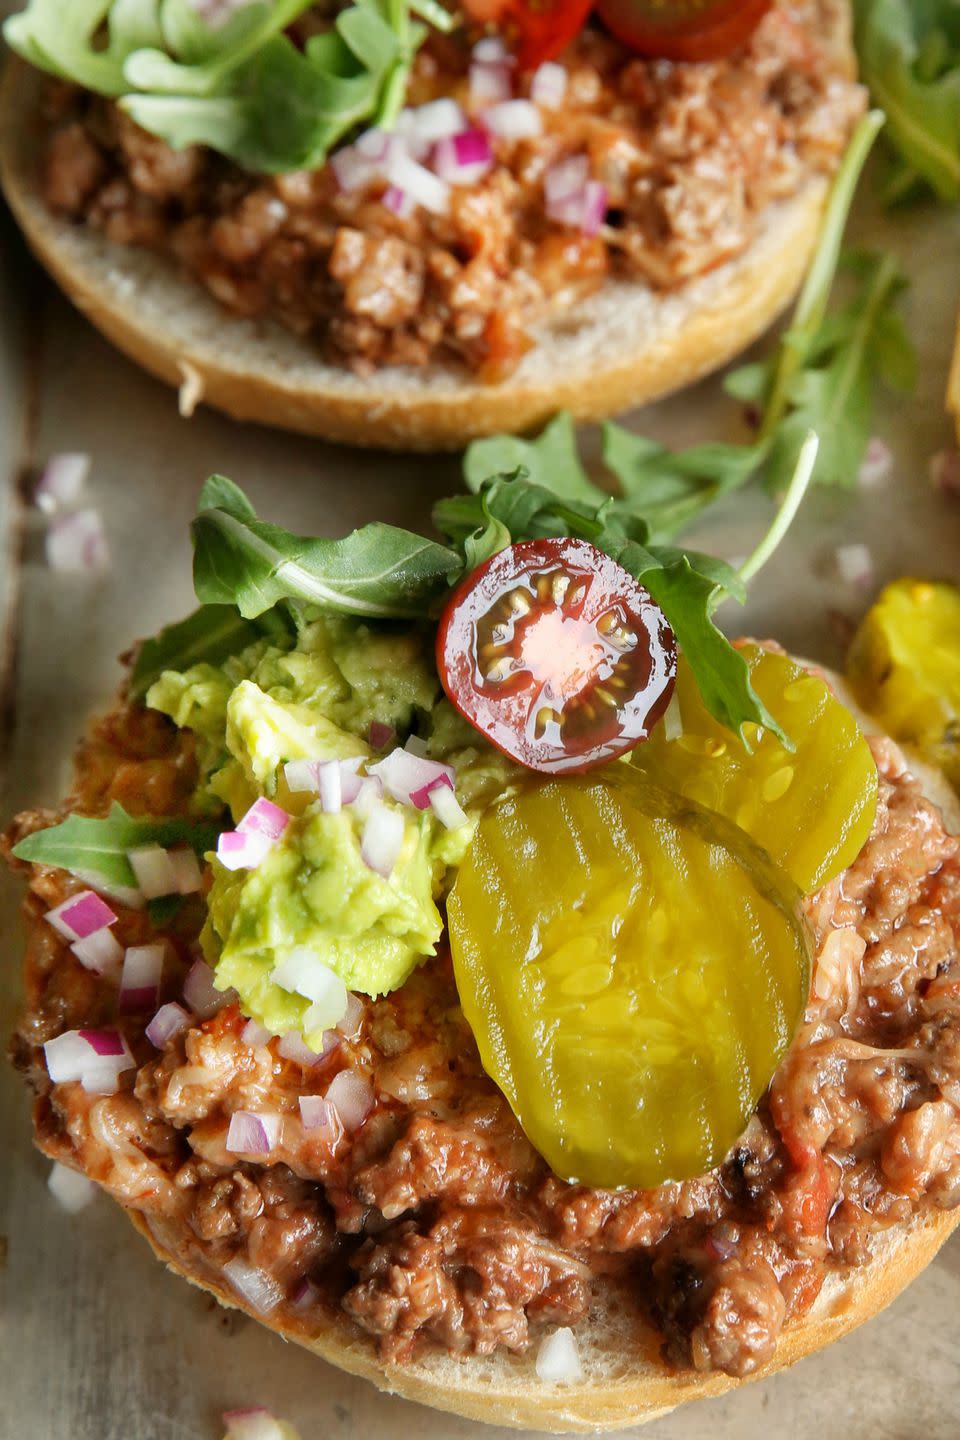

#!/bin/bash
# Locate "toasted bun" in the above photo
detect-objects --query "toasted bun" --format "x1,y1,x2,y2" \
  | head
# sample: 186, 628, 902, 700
112, 669, 957, 1434
0, 5, 854, 451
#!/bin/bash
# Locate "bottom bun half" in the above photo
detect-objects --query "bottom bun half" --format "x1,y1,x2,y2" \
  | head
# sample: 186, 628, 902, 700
0, 57, 830, 452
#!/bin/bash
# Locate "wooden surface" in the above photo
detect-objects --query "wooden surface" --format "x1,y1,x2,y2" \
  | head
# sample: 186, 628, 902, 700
2, 137, 960, 1440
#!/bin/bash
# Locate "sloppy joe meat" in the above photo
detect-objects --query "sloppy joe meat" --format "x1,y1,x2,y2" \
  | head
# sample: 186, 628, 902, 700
37, 1, 864, 378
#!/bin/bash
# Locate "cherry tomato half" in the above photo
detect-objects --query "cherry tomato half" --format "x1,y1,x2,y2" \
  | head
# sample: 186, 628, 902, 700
595, 0, 772, 62
436, 537, 677, 774
462, 0, 594, 69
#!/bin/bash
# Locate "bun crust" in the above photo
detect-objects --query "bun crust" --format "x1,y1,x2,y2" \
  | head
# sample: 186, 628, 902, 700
118, 669, 958, 1433
0, 5, 854, 451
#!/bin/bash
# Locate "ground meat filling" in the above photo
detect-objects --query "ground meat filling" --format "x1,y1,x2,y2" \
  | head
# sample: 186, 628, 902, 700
36, 1, 863, 378
6, 709, 960, 1380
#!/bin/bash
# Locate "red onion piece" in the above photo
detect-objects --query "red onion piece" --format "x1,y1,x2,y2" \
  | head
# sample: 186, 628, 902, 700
834, 543, 874, 590
35, 453, 90, 514
481, 100, 543, 140
242, 1018, 272, 1048
145, 1001, 192, 1049
433, 129, 493, 186
316, 761, 342, 815
46, 508, 110, 574
299, 1095, 343, 1143
579, 180, 609, 237
48, 1160, 97, 1214
410, 97, 468, 143
325, 1070, 374, 1132
43, 1030, 98, 1083
226, 1110, 281, 1155
183, 958, 230, 1018
338, 992, 365, 1040
428, 782, 469, 831
351, 775, 383, 818
290, 1276, 320, 1310
271, 949, 348, 1012
368, 720, 395, 750
119, 943, 164, 1013
535, 1327, 583, 1384
470, 60, 512, 108
331, 144, 378, 193
238, 798, 290, 842
44, 1028, 133, 1091
409, 772, 453, 810
217, 829, 273, 871
385, 149, 450, 216
530, 61, 567, 109
79, 1027, 125, 1058
857, 437, 893, 488
168, 847, 203, 895
71, 928, 124, 976
367, 747, 455, 807
360, 806, 404, 878
277, 1029, 330, 1067
223, 1258, 282, 1314
473, 36, 513, 63
404, 734, 428, 757
127, 844, 178, 899
46, 891, 117, 942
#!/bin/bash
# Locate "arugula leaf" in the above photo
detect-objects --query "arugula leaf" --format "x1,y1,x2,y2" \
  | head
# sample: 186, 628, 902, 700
854, 0, 960, 202
601, 429, 767, 543
12, 803, 221, 889
192, 476, 462, 619
463, 413, 609, 509
128, 602, 294, 700
5, 0, 437, 173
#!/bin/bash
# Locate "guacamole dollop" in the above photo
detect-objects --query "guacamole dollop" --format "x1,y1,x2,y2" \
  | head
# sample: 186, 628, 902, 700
148, 616, 516, 1041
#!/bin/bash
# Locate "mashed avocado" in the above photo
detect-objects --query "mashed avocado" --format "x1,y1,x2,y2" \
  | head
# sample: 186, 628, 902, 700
148, 615, 517, 1039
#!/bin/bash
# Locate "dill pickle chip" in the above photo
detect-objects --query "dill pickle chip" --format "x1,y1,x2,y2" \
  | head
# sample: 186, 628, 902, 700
448, 768, 810, 1190
847, 578, 960, 792
631, 645, 878, 893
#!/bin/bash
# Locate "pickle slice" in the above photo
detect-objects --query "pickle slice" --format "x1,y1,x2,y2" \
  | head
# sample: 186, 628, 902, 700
631, 645, 878, 894
847, 578, 960, 791
448, 769, 810, 1190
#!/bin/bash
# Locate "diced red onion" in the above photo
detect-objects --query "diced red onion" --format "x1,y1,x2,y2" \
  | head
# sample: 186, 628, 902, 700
242, 1018, 272, 1048
662, 691, 683, 743
325, 1069, 374, 1132
428, 782, 469, 831
226, 1110, 281, 1156
299, 1095, 343, 1143
355, 125, 394, 161
929, 447, 960, 495
385, 149, 450, 216
530, 61, 567, 109
44, 1028, 133, 1091
127, 843, 178, 900
579, 181, 609, 236
834, 543, 874, 590
271, 948, 348, 1014
118, 943, 164, 1014
415, 98, 469, 144
80, 1063, 128, 1096
361, 806, 405, 878
46, 891, 117, 942
167, 847, 202, 895
473, 36, 513, 64
35, 453, 90, 514
277, 1029, 329, 1067
331, 144, 379, 193
48, 1160, 97, 1214
857, 437, 893, 488
183, 958, 230, 1018
404, 734, 428, 758
217, 830, 273, 871
393, 108, 432, 161
338, 992, 365, 1040
283, 759, 321, 793
145, 1001, 192, 1049
46, 507, 110, 574
290, 1276, 320, 1309
223, 1258, 282, 1314
545, 157, 608, 234
409, 772, 453, 810
368, 747, 455, 807
238, 798, 290, 842
470, 59, 512, 108
368, 721, 396, 750
382, 185, 414, 218
351, 775, 383, 818
316, 761, 343, 814
71, 928, 124, 976
433, 129, 493, 186
536, 1327, 584, 1384
481, 100, 543, 140
80, 1027, 125, 1057
222, 1410, 288, 1440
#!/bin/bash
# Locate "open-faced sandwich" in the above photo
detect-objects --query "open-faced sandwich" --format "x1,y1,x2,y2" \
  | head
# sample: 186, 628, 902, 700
6, 449, 960, 1432
0, 0, 865, 447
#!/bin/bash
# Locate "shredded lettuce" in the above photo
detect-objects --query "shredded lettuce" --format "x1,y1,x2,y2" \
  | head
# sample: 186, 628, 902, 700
3, 0, 451, 172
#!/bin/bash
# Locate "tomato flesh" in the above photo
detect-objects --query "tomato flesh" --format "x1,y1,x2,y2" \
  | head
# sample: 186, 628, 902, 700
595, 0, 772, 61
463, 0, 595, 68
436, 537, 677, 774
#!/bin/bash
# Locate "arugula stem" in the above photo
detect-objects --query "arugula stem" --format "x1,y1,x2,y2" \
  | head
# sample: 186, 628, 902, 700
734, 431, 820, 591
757, 110, 885, 447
